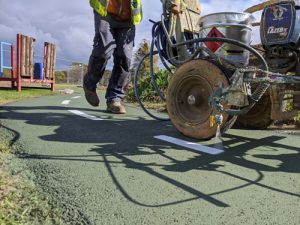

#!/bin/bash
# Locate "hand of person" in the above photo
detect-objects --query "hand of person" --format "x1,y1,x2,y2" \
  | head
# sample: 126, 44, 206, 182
171, 3, 181, 15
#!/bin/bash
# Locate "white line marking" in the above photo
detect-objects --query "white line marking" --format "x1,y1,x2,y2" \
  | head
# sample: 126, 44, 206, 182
61, 100, 71, 105
72, 96, 81, 99
68, 110, 103, 121
154, 135, 224, 155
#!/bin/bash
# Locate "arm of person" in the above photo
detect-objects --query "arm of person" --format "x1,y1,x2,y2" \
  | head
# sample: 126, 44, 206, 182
162, 0, 182, 14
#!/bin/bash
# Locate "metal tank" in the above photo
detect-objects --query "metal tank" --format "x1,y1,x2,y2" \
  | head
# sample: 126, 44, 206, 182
199, 12, 255, 65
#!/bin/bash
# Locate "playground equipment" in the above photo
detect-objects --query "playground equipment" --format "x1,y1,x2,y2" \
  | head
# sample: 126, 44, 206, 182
134, 0, 300, 139
0, 42, 15, 87
0, 33, 56, 92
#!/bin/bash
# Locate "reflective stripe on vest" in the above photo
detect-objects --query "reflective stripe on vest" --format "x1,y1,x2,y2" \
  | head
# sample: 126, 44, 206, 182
90, 0, 142, 25
89, 0, 108, 16
131, 0, 142, 25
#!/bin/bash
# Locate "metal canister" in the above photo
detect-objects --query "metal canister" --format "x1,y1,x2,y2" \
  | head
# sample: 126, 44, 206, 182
199, 12, 255, 65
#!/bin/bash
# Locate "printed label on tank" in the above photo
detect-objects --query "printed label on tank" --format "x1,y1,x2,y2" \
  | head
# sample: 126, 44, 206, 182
205, 27, 225, 53
263, 3, 294, 43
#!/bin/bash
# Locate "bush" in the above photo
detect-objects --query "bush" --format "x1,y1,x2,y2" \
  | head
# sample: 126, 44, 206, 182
284, 101, 300, 126
126, 69, 172, 103
55, 71, 67, 83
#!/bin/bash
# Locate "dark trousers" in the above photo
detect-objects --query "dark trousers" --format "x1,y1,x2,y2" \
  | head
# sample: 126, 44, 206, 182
85, 11, 135, 103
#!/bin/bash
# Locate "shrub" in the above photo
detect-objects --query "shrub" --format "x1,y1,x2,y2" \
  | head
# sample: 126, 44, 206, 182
126, 69, 172, 103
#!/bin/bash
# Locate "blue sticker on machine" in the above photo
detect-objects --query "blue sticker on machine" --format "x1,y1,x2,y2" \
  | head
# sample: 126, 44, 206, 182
263, 3, 294, 43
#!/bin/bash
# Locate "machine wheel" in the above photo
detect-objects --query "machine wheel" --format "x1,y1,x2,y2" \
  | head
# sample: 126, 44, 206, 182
167, 59, 230, 139
235, 94, 273, 129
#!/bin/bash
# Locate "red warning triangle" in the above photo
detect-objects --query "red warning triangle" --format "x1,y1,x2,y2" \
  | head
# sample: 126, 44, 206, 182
205, 27, 225, 53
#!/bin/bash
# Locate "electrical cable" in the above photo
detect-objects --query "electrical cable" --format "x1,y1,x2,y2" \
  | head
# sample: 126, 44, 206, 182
134, 7, 270, 123
133, 52, 170, 121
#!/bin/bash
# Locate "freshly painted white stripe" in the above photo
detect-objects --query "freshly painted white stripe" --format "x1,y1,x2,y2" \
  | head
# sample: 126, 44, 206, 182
68, 110, 103, 121
72, 96, 81, 99
154, 135, 224, 155
61, 100, 71, 105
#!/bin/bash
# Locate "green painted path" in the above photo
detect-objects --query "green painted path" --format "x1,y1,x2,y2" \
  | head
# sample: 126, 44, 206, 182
0, 91, 299, 225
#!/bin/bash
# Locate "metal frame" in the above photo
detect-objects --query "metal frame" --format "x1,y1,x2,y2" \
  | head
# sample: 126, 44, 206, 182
0, 41, 16, 88
134, 3, 300, 137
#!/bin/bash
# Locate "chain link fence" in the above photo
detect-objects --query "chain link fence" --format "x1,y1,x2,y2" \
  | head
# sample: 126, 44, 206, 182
55, 60, 112, 87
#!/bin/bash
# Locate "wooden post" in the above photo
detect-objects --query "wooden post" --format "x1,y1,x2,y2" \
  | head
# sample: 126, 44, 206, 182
44, 42, 56, 92
21, 35, 25, 77
11, 45, 15, 88
17, 34, 21, 92
28, 37, 34, 79
52, 44, 56, 92
25, 36, 29, 77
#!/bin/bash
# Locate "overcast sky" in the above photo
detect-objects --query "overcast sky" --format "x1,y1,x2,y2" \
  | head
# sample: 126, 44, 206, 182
0, 0, 262, 69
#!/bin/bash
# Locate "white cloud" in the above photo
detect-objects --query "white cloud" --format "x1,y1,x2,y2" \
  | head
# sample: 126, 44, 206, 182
0, 0, 264, 69
0, 0, 93, 68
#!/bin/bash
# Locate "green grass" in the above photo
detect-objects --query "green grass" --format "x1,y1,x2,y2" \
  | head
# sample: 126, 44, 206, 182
55, 84, 82, 92
0, 84, 82, 105
0, 85, 80, 224
0, 132, 63, 225
0, 136, 10, 154
0, 89, 52, 105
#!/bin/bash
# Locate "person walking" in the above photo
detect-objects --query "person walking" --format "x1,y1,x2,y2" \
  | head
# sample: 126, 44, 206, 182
83, 0, 142, 114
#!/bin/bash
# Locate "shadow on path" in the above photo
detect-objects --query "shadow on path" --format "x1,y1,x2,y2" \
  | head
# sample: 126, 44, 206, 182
1, 105, 299, 208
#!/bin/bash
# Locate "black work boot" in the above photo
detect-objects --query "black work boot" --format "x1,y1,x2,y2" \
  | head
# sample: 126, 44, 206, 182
83, 76, 99, 107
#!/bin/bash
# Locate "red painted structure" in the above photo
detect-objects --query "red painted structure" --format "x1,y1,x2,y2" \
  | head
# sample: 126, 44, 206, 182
16, 33, 55, 92
0, 33, 56, 92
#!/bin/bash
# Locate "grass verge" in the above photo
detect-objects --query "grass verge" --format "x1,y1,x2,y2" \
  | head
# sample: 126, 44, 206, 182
0, 89, 52, 105
0, 132, 63, 225
0, 84, 82, 105
0, 85, 80, 224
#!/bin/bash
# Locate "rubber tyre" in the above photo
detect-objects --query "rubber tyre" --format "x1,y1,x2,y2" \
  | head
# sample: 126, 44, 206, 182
235, 94, 273, 129
167, 59, 230, 140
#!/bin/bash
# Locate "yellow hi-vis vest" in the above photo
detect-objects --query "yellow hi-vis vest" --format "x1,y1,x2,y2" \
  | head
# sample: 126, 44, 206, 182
89, 0, 142, 25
